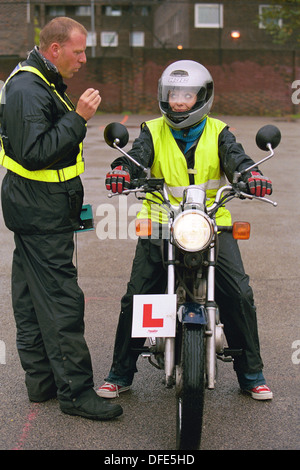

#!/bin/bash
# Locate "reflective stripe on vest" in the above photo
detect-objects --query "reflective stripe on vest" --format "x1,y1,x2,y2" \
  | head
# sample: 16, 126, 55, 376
137, 116, 232, 226
164, 177, 227, 199
0, 64, 84, 182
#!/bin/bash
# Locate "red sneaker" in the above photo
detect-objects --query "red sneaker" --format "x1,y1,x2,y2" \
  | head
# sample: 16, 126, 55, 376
96, 382, 130, 398
245, 384, 273, 400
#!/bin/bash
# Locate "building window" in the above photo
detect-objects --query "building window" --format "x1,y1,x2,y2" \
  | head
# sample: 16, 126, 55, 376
258, 4, 283, 29
86, 32, 97, 47
194, 3, 223, 28
75, 6, 91, 17
141, 7, 150, 16
104, 6, 122, 16
130, 31, 145, 47
46, 6, 66, 17
101, 32, 118, 47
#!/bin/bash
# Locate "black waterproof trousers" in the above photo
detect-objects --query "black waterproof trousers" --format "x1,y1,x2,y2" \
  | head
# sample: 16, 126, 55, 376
12, 231, 94, 404
106, 233, 264, 387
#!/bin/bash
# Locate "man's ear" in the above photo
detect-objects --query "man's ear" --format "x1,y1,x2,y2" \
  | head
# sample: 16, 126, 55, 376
50, 42, 60, 59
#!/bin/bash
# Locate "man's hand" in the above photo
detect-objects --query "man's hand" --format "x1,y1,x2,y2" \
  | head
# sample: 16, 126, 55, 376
76, 88, 101, 121
246, 171, 272, 197
105, 166, 131, 193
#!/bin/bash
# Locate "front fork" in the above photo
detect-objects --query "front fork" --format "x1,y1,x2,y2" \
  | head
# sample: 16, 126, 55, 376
164, 239, 225, 389
206, 240, 229, 388
205, 243, 217, 389
164, 241, 176, 387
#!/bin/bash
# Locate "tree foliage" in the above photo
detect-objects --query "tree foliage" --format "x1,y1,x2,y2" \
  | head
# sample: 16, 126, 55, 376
259, 0, 300, 44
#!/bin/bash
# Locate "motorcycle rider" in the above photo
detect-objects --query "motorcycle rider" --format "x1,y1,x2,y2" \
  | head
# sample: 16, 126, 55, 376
98, 60, 273, 401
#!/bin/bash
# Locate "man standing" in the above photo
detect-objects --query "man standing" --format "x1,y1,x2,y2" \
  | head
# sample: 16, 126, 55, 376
0, 17, 122, 420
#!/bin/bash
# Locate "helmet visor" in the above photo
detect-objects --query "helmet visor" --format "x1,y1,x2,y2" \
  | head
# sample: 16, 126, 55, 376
159, 85, 207, 113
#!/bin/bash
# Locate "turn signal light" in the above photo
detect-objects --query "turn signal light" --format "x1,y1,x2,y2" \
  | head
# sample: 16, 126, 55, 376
135, 219, 152, 237
232, 221, 250, 240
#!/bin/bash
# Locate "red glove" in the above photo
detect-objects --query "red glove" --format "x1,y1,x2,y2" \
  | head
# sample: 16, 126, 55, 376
105, 165, 130, 193
247, 171, 272, 197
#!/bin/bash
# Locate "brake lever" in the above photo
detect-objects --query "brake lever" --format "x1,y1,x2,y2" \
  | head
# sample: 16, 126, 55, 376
238, 191, 277, 206
107, 178, 165, 199
107, 188, 141, 198
232, 180, 277, 206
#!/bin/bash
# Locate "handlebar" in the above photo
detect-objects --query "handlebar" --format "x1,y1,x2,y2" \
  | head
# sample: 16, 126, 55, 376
210, 184, 277, 211
108, 177, 277, 208
107, 177, 165, 198
105, 122, 279, 214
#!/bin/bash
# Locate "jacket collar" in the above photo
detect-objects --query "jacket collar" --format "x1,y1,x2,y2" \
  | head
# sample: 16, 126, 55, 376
24, 46, 67, 93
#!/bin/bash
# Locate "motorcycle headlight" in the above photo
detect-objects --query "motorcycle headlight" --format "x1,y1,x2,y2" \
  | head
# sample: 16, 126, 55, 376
173, 210, 214, 252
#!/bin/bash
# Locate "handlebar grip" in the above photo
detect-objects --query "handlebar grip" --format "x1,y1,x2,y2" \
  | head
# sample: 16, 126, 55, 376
130, 178, 142, 189
236, 181, 248, 192
130, 177, 165, 191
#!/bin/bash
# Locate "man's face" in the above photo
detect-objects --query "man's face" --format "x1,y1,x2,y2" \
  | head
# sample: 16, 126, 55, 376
56, 30, 87, 79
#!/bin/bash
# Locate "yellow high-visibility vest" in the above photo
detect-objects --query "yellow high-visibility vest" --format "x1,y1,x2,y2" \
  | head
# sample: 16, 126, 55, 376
0, 64, 84, 182
137, 116, 232, 226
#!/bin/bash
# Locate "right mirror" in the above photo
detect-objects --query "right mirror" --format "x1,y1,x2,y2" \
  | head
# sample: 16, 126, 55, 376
255, 124, 281, 151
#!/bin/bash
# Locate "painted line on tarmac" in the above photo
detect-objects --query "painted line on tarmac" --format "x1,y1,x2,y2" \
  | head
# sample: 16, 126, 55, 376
120, 115, 129, 125
11, 403, 39, 450
99, 114, 129, 130
9, 297, 117, 450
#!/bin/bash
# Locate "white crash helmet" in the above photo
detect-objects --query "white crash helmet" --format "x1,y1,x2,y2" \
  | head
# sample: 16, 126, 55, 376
158, 60, 214, 129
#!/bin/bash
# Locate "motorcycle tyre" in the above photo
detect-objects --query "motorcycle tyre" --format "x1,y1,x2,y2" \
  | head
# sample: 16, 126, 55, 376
176, 323, 205, 450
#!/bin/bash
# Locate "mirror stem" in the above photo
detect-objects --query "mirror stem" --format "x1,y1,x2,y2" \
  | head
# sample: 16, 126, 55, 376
233, 143, 274, 183
113, 140, 148, 174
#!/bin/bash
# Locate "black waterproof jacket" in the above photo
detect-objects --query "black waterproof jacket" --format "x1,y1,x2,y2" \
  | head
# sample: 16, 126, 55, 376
0, 47, 87, 234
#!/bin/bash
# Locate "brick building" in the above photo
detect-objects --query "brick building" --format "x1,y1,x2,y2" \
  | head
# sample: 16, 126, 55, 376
0, 0, 299, 115
154, 0, 297, 52
0, 0, 157, 58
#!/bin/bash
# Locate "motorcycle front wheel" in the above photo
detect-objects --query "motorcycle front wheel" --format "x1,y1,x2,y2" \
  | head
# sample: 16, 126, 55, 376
176, 323, 205, 450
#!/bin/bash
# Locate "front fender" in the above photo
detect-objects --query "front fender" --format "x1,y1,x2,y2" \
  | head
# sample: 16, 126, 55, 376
178, 302, 207, 325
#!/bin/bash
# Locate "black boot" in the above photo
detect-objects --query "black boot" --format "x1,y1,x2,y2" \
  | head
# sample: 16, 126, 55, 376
60, 388, 123, 420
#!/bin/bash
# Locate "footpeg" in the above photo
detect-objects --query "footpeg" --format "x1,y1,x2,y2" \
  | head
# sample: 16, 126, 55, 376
224, 348, 242, 357
217, 347, 242, 362
131, 347, 151, 355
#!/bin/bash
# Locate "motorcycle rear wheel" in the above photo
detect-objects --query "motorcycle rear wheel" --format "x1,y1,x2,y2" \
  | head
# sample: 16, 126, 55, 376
176, 323, 205, 450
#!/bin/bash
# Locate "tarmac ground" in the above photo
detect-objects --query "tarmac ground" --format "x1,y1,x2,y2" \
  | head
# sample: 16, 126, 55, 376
0, 113, 299, 452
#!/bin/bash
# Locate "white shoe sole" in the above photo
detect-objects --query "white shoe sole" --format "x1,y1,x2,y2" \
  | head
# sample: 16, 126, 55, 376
251, 390, 273, 400
244, 389, 273, 400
